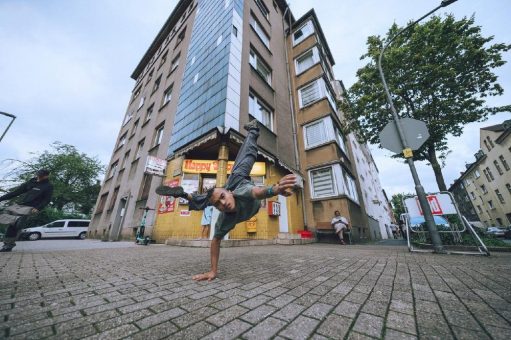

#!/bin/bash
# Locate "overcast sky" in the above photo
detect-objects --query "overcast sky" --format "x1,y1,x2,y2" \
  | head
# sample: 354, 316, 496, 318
0, 0, 509, 198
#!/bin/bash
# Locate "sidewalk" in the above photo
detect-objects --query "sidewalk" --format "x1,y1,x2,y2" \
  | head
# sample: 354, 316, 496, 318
1, 243, 510, 339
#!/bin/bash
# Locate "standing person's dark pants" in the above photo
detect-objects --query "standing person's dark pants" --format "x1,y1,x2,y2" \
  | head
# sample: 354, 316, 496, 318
188, 127, 260, 210
0, 204, 34, 248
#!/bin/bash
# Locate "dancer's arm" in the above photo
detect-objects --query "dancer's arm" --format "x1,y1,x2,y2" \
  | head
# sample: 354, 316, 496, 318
252, 174, 297, 199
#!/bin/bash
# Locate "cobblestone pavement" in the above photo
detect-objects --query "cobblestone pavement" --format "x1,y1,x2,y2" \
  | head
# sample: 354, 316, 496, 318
1, 243, 510, 339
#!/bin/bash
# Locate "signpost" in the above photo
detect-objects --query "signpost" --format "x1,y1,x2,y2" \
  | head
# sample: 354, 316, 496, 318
379, 118, 430, 153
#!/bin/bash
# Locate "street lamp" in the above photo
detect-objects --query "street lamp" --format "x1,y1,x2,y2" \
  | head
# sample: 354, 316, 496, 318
0, 111, 16, 143
377, 0, 458, 253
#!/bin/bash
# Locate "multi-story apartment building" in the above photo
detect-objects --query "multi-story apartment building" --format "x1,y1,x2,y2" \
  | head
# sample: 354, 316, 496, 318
89, 0, 388, 242
448, 120, 511, 227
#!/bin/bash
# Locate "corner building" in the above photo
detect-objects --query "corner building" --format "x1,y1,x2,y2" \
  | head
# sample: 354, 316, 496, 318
89, 0, 384, 243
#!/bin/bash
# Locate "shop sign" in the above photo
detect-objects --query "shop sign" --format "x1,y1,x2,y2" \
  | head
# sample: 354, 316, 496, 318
158, 179, 179, 214
145, 156, 167, 176
182, 159, 266, 175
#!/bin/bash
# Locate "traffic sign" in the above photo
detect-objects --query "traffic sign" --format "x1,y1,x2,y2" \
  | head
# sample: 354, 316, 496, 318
379, 118, 430, 153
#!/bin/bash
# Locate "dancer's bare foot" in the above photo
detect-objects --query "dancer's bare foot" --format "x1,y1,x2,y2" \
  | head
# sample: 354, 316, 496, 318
192, 271, 217, 281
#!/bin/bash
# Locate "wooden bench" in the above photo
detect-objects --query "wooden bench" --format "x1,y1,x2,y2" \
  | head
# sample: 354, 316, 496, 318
315, 222, 352, 244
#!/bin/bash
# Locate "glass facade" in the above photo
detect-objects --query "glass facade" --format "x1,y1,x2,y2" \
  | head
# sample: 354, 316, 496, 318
168, 0, 244, 155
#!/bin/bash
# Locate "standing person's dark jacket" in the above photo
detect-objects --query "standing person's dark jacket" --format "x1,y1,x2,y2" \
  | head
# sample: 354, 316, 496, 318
0, 178, 53, 210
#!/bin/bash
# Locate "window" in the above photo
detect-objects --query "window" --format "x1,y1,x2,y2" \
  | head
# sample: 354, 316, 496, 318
488, 200, 494, 209
480, 184, 488, 194
506, 183, 511, 194
304, 119, 327, 148
486, 136, 494, 148
217, 34, 223, 46
293, 20, 314, 46
248, 92, 273, 131
152, 75, 162, 93
162, 84, 173, 106
108, 162, 118, 178
138, 96, 145, 110
176, 27, 186, 45
496, 218, 503, 226
170, 53, 180, 73
255, 0, 269, 19
483, 169, 491, 182
485, 167, 494, 181
295, 47, 320, 74
145, 105, 154, 123
135, 139, 145, 160
121, 151, 130, 169
345, 175, 359, 203
484, 140, 490, 152
123, 111, 134, 126
249, 49, 272, 85
495, 160, 505, 176
470, 192, 476, 200
232, 25, 238, 37
139, 174, 152, 200
476, 205, 482, 214
160, 51, 168, 67
495, 189, 505, 204
131, 119, 139, 136
336, 128, 347, 154
500, 155, 509, 171
298, 78, 336, 110
474, 169, 480, 178
310, 167, 336, 198
132, 86, 141, 102
153, 124, 164, 146
147, 69, 154, 83
117, 133, 127, 149
193, 73, 199, 84
109, 187, 119, 211
250, 14, 270, 48
68, 221, 90, 228
96, 193, 108, 213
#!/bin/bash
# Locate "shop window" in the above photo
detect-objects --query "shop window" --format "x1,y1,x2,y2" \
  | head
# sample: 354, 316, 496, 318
181, 173, 199, 204
202, 176, 217, 192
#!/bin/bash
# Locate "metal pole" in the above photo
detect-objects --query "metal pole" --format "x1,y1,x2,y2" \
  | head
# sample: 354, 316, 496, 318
0, 111, 16, 143
377, 0, 457, 253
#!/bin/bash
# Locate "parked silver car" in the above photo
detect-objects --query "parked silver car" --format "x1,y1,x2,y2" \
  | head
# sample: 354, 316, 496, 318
485, 227, 506, 237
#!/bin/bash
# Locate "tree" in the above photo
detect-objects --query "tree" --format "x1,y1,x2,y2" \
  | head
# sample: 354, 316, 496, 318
1, 142, 104, 215
343, 15, 510, 191
390, 193, 412, 221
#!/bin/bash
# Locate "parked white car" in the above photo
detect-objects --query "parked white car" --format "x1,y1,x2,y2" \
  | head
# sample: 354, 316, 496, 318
21, 219, 90, 241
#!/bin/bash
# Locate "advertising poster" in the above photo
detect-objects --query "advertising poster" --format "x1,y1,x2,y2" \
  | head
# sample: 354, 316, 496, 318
158, 179, 180, 214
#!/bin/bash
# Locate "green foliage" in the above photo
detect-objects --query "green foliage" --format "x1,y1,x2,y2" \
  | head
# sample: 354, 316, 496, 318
390, 193, 412, 221
1, 142, 104, 215
342, 15, 511, 191
22, 208, 86, 229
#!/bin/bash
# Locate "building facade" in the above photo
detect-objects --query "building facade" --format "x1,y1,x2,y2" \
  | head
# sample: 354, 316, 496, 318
448, 120, 511, 227
89, 0, 389, 242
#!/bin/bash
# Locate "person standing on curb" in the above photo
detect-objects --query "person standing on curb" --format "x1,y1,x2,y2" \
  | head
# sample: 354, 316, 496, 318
200, 205, 214, 240
0, 169, 53, 252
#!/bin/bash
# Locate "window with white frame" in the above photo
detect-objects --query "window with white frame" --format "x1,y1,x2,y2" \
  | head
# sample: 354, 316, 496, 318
310, 167, 336, 198
293, 20, 314, 46
298, 78, 337, 110
135, 139, 145, 160
152, 75, 161, 93
250, 14, 270, 48
123, 111, 134, 126
108, 162, 118, 178
249, 92, 273, 131
153, 124, 164, 146
345, 174, 359, 203
249, 49, 272, 85
336, 128, 347, 154
162, 84, 173, 106
138, 96, 145, 110
295, 47, 320, 74
117, 133, 127, 149
121, 151, 130, 169
145, 105, 153, 123
304, 119, 327, 148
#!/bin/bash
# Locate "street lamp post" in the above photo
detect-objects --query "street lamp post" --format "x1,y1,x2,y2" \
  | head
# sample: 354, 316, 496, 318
377, 0, 458, 253
0, 111, 16, 143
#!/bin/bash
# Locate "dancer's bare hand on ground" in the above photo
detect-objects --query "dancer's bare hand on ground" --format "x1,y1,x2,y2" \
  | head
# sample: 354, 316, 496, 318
276, 174, 298, 196
192, 271, 217, 281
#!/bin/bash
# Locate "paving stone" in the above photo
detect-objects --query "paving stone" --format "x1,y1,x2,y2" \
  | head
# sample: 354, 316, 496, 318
206, 305, 248, 327
485, 325, 511, 340
279, 315, 320, 340
82, 324, 139, 340
240, 304, 276, 324
334, 300, 362, 318
352, 312, 384, 338
384, 328, 418, 340
361, 300, 388, 317
347, 331, 378, 340
272, 302, 306, 321
95, 309, 153, 332
173, 306, 219, 328
202, 319, 252, 340
386, 310, 416, 335
242, 316, 287, 339
315, 314, 352, 339
135, 307, 185, 329
389, 299, 414, 315
172, 321, 217, 338
451, 326, 491, 340
303, 302, 334, 320
266, 293, 295, 308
